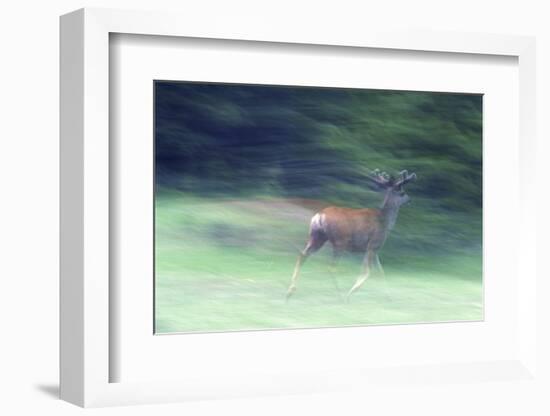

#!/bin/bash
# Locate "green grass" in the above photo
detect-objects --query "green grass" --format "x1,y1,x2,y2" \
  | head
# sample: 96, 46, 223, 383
155, 191, 483, 333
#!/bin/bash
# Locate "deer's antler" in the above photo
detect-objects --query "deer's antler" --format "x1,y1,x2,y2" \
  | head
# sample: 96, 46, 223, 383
366, 169, 393, 188
394, 170, 417, 187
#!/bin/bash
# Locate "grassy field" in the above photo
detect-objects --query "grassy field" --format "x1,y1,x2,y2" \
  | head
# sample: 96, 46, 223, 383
155, 191, 483, 334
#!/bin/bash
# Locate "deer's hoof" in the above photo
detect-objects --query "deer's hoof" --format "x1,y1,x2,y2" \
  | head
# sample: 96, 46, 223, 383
285, 287, 296, 302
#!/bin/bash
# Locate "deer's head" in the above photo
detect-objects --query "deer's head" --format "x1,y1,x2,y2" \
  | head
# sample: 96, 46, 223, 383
366, 169, 417, 209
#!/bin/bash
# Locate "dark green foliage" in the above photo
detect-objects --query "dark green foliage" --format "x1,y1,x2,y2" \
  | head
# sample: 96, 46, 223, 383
155, 82, 482, 267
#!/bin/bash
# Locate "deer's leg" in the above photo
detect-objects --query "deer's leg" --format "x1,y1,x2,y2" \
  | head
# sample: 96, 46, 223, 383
329, 244, 344, 300
329, 244, 344, 273
374, 254, 385, 278
286, 235, 326, 300
374, 253, 392, 299
346, 249, 375, 301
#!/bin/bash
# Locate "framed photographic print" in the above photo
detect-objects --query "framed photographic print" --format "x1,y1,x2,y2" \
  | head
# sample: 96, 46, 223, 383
60, 8, 539, 408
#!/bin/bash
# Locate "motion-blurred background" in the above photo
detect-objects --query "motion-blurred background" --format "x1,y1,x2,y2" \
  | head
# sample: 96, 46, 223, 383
154, 81, 483, 333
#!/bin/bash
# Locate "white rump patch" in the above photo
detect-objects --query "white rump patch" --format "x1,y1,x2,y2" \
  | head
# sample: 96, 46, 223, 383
310, 213, 325, 231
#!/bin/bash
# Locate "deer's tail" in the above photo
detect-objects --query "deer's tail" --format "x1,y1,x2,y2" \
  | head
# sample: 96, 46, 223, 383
309, 212, 328, 241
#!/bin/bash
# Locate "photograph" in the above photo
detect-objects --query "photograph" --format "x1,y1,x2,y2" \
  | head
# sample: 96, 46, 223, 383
154, 81, 483, 334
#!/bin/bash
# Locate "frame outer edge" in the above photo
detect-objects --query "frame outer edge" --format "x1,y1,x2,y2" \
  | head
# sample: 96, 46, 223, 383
517, 39, 537, 376
82, 8, 111, 407
59, 8, 85, 407
85, 7, 532, 57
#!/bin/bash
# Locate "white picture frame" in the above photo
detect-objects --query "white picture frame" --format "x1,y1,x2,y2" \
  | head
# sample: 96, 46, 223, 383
60, 7, 538, 408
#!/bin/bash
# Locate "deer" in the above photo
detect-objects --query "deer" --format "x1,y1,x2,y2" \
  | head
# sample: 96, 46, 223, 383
286, 169, 417, 302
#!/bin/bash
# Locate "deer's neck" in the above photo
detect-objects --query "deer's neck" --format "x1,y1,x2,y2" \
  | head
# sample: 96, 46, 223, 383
380, 200, 401, 231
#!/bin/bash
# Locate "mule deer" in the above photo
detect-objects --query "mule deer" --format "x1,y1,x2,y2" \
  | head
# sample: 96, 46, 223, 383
286, 169, 417, 301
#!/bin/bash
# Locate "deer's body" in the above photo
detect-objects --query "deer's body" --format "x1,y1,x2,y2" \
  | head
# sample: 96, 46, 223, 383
310, 207, 387, 253
286, 169, 417, 301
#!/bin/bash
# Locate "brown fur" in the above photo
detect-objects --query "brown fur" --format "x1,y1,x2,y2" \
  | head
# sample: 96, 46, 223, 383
320, 206, 387, 253
286, 170, 416, 300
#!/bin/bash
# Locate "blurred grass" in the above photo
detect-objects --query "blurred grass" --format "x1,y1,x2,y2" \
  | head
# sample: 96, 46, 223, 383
155, 190, 483, 333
